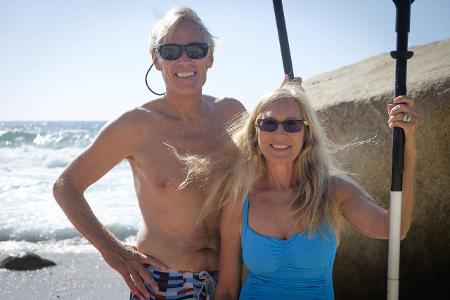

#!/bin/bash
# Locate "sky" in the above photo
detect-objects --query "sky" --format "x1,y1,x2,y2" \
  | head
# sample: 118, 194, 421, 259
1, 0, 449, 121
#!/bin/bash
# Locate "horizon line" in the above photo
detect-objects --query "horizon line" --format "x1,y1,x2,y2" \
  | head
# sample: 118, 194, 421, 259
0, 119, 108, 122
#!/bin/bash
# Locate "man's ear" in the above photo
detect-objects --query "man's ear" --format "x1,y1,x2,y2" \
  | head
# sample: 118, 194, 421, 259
151, 50, 162, 71
207, 54, 214, 69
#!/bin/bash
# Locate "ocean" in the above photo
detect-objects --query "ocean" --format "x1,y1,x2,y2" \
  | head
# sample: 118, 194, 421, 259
0, 121, 141, 256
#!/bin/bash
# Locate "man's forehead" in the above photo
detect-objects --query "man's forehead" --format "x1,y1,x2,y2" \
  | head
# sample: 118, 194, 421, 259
167, 21, 204, 42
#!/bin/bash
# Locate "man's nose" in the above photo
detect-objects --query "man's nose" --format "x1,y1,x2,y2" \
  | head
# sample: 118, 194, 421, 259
178, 50, 191, 62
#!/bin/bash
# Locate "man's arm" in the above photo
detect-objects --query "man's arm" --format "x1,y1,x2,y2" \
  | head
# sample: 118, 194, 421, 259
53, 110, 164, 298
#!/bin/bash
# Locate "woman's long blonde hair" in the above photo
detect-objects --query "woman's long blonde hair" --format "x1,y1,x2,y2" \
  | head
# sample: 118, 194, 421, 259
183, 84, 341, 234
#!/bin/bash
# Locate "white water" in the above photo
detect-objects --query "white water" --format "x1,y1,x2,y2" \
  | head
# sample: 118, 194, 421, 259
0, 121, 141, 255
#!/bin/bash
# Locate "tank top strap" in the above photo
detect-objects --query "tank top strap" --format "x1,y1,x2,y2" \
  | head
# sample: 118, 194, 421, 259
242, 195, 249, 228
241, 195, 249, 245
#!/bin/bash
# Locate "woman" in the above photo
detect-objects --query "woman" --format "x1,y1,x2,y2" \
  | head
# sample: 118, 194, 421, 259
192, 83, 417, 299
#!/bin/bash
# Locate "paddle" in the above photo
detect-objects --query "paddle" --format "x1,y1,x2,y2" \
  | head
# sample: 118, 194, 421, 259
388, 1, 414, 299
272, 0, 294, 80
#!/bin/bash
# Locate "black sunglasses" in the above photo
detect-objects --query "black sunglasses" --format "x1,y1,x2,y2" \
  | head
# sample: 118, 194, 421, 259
256, 118, 309, 133
156, 43, 210, 60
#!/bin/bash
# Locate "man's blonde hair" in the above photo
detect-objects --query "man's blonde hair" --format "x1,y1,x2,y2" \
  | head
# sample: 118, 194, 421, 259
149, 7, 215, 54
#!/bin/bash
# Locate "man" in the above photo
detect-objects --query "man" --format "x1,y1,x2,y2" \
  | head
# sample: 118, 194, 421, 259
53, 7, 244, 299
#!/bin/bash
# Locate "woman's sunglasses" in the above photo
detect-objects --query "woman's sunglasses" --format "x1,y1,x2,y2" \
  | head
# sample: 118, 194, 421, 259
256, 118, 309, 133
156, 43, 210, 60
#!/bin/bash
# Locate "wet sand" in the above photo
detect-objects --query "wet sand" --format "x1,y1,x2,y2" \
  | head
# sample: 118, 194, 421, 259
0, 251, 128, 299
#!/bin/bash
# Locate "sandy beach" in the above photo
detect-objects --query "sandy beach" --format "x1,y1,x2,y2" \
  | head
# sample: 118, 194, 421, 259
0, 251, 128, 299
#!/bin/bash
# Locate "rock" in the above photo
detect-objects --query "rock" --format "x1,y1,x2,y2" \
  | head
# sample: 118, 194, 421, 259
303, 38, 450, 300
0, 252, 56, 271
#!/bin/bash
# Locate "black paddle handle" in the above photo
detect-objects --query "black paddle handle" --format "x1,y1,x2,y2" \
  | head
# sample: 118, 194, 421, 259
272, 0, 294, 79
390, 0, 414, 191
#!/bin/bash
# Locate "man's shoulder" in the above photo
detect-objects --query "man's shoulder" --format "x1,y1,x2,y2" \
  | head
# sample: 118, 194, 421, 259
104, 101, 162, 136
111, 107, 149, 126
118, 98, 166, 123
205, 95, 246, 120
210, 96, 243, 108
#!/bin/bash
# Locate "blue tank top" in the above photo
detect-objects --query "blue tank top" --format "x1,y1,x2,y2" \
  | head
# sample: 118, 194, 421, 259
240, 195, 337, 300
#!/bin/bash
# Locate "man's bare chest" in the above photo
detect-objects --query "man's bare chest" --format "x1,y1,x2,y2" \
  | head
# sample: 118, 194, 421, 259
130, 123, 228, 189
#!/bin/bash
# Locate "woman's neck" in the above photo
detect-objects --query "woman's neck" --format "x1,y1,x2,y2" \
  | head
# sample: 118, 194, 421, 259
263, 162, 297, 190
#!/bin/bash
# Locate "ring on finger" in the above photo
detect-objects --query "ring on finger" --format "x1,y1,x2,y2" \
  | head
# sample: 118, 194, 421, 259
402, 112, 412, 123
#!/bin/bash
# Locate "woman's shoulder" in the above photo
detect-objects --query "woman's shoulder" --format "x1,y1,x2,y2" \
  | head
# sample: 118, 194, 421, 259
329, 175, 360, 206
330, 175, 352, 188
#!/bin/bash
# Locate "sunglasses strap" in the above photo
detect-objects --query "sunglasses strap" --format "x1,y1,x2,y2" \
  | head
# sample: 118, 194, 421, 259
145, 63, 165, 96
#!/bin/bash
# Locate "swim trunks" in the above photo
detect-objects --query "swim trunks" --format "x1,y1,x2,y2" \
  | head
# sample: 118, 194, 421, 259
129, 265, 218, 300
